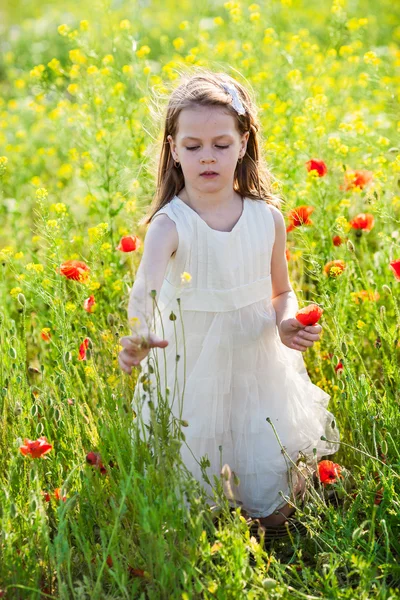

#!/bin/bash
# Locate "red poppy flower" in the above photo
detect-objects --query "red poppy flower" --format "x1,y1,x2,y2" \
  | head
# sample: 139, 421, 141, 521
20, 436, 52, 459
78, 338, 90, 361
60, 260, 90, 282
116, 235, 141, 252
389, 259, 400, 281
83, 295, 96, 313
324, 259, 346, 277
42, 488, 66, 502
40, 328, 51, 342
54, 487, 67, 502
335, 361, 344, 374
286, 206, 314, 233
317, 460, 343, 485
305, 159, 328, 177
342, 169, 373, 191
86, 451, 107, 474
295, 304, 324, 326
332, 235, 344, 247
350, 213, 375, 231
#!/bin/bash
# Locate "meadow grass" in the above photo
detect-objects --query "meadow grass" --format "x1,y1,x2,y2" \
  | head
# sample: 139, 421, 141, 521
0, 0, 400, 597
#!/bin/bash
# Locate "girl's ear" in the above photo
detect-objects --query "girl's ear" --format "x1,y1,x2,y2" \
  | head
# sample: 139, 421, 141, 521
167, 134, 177, 159
240, 131, 250, 155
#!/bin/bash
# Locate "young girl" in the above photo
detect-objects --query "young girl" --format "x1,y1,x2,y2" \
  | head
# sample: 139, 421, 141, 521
118, 70, 340, 527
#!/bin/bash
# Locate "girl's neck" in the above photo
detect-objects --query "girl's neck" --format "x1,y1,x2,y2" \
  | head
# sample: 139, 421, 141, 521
178, 187, 242, 214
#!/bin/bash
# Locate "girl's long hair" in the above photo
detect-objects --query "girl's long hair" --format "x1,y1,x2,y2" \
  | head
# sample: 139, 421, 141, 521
140, 68, 283, 226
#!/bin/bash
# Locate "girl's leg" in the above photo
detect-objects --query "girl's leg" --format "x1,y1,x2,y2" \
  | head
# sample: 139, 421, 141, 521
246, 471, 307, 526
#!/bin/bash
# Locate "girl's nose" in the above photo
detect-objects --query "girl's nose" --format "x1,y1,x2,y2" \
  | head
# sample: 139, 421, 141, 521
200, 156, 216, 163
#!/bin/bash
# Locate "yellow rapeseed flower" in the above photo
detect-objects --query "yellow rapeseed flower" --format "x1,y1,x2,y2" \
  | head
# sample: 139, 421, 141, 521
58, 24, 70, 36
26, 263, 44, 274
136, 45, 151, 59
10, 287, 23, 297
102, 54, 114, 65
173, 37, 185, 51
80, 20, 89, 31
87, 65, 98, 75
67, 83, 79, 95
119, 19, 131, 29
364, 51, 381, 66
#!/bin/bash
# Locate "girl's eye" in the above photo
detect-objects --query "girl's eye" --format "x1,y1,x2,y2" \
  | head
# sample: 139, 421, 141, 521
186, 145, 230, 151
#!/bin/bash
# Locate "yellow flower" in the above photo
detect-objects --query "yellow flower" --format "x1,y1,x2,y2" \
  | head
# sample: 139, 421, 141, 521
136, 45, 151, 59
102, 54, 114, 65
89, 281, 101, 291
69, 49, 87, 64
46, 219, 59, 229
214, 16, 224, 26
88, 222, 109, 243
10, 287, 23, 297
119, 19, 131, 29
173, 37, 185, 51
65, 302, 76, 313
107, 374, 118, 386
122, 65, 134, 75
250, 12, 260, 21
67, 83, 79, 95
30, 64, 45, 78
101, 243, 112, 252
112, 280, 123, 291
14, 252, 24, 259
84, 366, 95, 378
363, 51, 381, 66
26, 263, 44, 274
181, 271, 192, 284
50, 202, 67, 214
58, 24, 70, 36
87, 65, 98, 75
357, 320, 366, 329
103, 268, 112, 278
80, 20, 89, 31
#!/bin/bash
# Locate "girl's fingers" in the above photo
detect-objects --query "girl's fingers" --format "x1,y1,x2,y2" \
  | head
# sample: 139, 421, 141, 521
118, 355, 133, 374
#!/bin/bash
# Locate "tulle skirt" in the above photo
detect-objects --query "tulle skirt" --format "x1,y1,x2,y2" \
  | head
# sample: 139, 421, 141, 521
131, 296, 340, 518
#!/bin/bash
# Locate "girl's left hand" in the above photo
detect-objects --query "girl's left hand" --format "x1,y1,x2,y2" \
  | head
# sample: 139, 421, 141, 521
278, 317, 322, 352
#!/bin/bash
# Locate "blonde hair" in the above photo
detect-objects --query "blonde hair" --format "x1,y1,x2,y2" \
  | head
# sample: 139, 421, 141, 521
139, 68, 283, 226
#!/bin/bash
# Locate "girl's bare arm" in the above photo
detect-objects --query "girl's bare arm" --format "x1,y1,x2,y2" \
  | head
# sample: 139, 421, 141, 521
118, 213, 178, 373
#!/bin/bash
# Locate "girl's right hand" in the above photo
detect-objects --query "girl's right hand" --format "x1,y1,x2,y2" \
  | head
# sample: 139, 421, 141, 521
118, 333, 169, 374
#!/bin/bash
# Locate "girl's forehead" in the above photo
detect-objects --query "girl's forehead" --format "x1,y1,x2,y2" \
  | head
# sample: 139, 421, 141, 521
176, 105, 239, 139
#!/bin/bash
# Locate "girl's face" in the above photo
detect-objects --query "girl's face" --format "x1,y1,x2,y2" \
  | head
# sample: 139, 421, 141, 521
167, 105, 249, 195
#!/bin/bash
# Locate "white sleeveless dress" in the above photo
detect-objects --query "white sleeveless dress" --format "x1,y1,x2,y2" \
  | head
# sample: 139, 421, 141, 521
132, 195, 340, 518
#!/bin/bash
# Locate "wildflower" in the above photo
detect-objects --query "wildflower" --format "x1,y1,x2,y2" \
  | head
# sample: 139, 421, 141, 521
42, 488, 66, 502
285, 248, 290, 261
181, 271, 192, 284
86, 451, 107, 474
350, 213, 375, 231
389, 259, 400, 281
26, 263, 44, 274
59, 260, 90, 282
286, 206, 314, 233
317, 460, 343, 485
295, 304, 323, 326
324, 259, 346, 277
78, 338, 90, 361
332, 235, 344, 246
20, 436, 52, 459
41, 328, 51, 342
116, 235, 141, 252
342, 169, 373, 191
305, 159, 328, 177
335, 361, 344, 374
83, 295, 96, 313
58, 24, 70, 36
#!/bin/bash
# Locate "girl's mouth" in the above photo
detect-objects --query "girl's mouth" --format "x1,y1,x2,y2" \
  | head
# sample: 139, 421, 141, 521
200, 172, 219, 178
